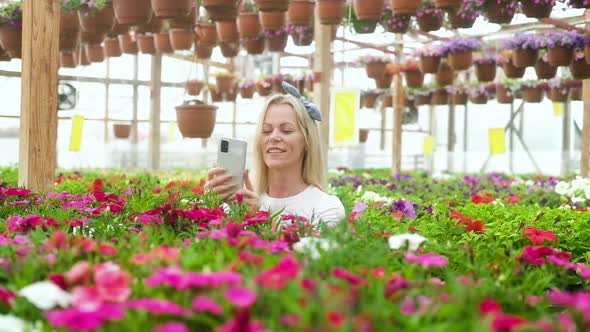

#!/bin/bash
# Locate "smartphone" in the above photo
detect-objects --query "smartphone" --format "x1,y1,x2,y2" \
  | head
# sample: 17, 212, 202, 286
216, 137, 247, 194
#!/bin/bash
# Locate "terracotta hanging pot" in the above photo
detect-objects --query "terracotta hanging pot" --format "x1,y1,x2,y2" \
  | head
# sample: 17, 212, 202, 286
512, 48, 538, 68
60, 13, 80, 51
419, 55, 441, 73
534, 58, 557, 79
256, 83, 272, 96
256, 0, 290, 12
112, 0, 152, 25
290, 29, 314, 46
259, 11, 286, 30
137, 34, 156, 54
266, 34, 288, 52
78, 4, 116, 35
404, 70, 424, 88
570, 57, 590, 80
520, 0, 553, 18
452, 92, 468, 105
195, 45, 213, 59
243, 37, 265, 55
475, 62, 496, 82
381, 14, 411, 33
495, 84, 513, 104
103, 38, 122, 57
434, 0, 462, 10
153, 32, 173, 53
547, 46, 573, 67
80, 31, 105, 45
216, 21, 239, 43
186, 80, 204, 96
363, 94, 379, 108
570, 0, 590, 7
503, 59, 526, 79
169, 7, 197, 29
169, 29, 193, 50
547, 88, 569, 102
150, 0, 192, 18
359, 129, 369, 143
416, 13, 443, 32
382, 95, 393, 107
237, 12, 261, 38
317, 0, 347, 25
220, 42, 239, 57
435, 63, 454, 86
571, 87, 582, 101
195, 23, 218, 47
60, 51, 77, 68
352, 0, 385, 21
485, 0, 514, 24
113, 124, 132, 139
0, 25, 22, 58
391, 0, 420, 15
288, 0, 315, 26
118, 34, 138, 54
449, 12, 476, 29
202, 0, 239, 21
210, 87, 224, 102
469, 93, 487, 104
366, 62, 387, 79
224, 89, 238, 102
415, 94, 431, 106
175, 101, 218, 138
216, 76, 236, 93
85, 44, 105, 63
240, 85, 256, 99
522, 86, 543, 103
135, 16, 163, 34
375, 74, 393, 89
0, 49, 9, 62
431, 89, 449, 105
448, 50, 473, 71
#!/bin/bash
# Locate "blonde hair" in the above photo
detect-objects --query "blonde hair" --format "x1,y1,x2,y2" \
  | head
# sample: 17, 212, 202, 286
252, 94, 327, 195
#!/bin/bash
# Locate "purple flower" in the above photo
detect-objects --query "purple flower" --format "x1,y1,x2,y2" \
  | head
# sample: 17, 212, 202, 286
441, 38, 483, 55
393, 199, 417, 219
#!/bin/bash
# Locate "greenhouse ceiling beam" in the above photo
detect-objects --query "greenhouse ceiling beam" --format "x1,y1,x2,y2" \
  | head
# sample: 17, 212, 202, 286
166, 53, 232, 70
487, 15, 586, 36
334, 37, 398, 55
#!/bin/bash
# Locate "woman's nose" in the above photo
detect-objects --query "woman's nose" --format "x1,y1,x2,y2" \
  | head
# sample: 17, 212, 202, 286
269, 129, 282, 141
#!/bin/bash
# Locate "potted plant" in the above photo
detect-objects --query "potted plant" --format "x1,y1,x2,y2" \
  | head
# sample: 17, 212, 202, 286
118, 33, 138, 54
448, 0, 480, 29
542, 30, 581, 67
186, 80, 204, 96
416, 0, 444, 32
570, 50, 590, 80
242, 35, 265, 55
288, 0, 315, 26
375, 64, 399, 89
362, 90, 382, 108
259, 9, 286, 31
381, 92, 393, 107
112, 0, 152, 25
483, 0, 516, 24
85, 43, 105, 63
498, 51, 526, 79
441, 37, 482, 70
547, 77, 569, 102
103, 33, 123, 58
263, 28, 288, 52
209, 85, 224, 102
203, 0, 240, 21
68, 0, 116, 36
402, 60, 424, 88
520, 0, 555, 18
448, 85, 468, 105
195, 19, 218, 47
415, 44, 443, 73
380, 6, 411, 33
503, 33, 542, 68
391, 0, 421, 15
237, 1, 261, 39
287, 24, 313, 46
113, 124, 132, 139
358, 55, 392, 79
60, 3, 81, 52
467, 84, 488, 104
239, 80, 256, 99
137, 33, 157, 54
474, 52, 497, 82
568, 80, 582, 100
521, 80, 545, 103
353, 0, 384, 21
151, 0, 193, 19
0, 2, 22, 58
346, 5, 377, 34
410, 87, 433, 106
495, 81, 514, 104
256, 78, 272, 96
535, 52, 558, 79
435, 59, 454, 86
60, 51, 77, 68
431, 87, 449, 105
317, 0, 347, 25
216, 20, 239, 44
213, 71, 236, 93
154, 28, 174, 53
175, 99, 218, 138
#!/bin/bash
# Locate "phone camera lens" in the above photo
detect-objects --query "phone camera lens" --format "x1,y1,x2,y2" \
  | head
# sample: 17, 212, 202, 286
221, 140, 229, 153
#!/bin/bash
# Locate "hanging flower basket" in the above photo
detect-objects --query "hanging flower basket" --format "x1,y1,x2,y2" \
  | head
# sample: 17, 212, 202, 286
237, 12, 261, 39
135, 16, 163, 34
153, 32, 173, 53
534, 58, 557, 79
78, 4, 116, 35
475, 61, 496, 82
434, 0, 462, 10
547, 88, 569, 102
195, 45, 213, 59
260, 11, 286, 30
366, 62, 388, 79
448, 51, 473, 71
512, 48, 538, 68
216, 75, 236, 93
169, 7, 196, 29
569, 0, 590, 8
80, 30, 105, 45
113, 124, 132, 139
571, 87, 582, 101
243, 36, 265, 55
210, 87, 224, 102
352, 19, 378, 34
381, 13, 411, 33
240, 85, 256, 99
404, 70, 424, 88
375, 74, 393, 89
452, 92, 468, 105
522, 86, 543, 103
216, 21, 240, 43
175, 100, 218, 138
137, 34, 156, 54
118, 34, 138, 54
382, 95, 393, 107
103, 38, 122, 57
289, 25, 314, 46
570, 57, 590, 80
224, 89, 238, 102
112, 0, 152, 25
195, 23, 218, 47
169, 29, 193, 50
288, 0, 315, 26
186, 80, 204, 96
203, 0, 239, 21
415, 93, 432, 106
0, 25, 22, 58
220, 42, 239, 57
60, 51, 77, 68
431, 89, 449, 105
265, 33, 288, 52
485, 0, 514, 24
85, 44, 105, 63
503, 59, 526, 79
495, 84, 513, 104
449, 12, 476, 29
391, 0, 420, 15
317, 0, 347, 25
256, 0, 290, 12
363, 93, 379, 108
352, 0, 385, 21
359, 128, 369, 143
435, 63, 454, 86
547, 46, 574, 67
256, 82, 272, 96
416, 12, 443, 32
520, 0, 553, 18
150, 0, 192, 18
419, 55, 441, 73
60, 13, 80, 51
469, 93, 487, 104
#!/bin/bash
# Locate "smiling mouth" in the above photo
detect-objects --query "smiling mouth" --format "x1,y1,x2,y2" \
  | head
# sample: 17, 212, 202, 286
266, 148, 286, 154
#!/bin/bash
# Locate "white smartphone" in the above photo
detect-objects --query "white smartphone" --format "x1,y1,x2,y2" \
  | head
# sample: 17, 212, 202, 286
216, 137, 247, 194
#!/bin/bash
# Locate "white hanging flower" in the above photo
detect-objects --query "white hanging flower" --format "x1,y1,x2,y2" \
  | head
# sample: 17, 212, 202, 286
18, 281, 72, 310
0, 314, 25, 332
293, 237, 338, 260
388, 233, 427, 251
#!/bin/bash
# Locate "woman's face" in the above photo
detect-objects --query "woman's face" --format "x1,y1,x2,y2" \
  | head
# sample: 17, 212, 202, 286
261, 103, 306, 171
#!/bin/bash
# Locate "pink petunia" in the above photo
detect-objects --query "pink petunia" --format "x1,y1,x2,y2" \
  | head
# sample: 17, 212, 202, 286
192, 295, 222, 315
127, 298, 192, 317
332, 268, 365, 286
153, 322, 190, 332
256, 256, 300, 290
479, 298, 502, 315
224, 287, 257, 308
65, 261, 92, 285
524, 227, 556, 245
405, 252, 448, 268
72, 286, 103, 312
491, 313, 527, 332
94, 262, 131, 303
46, 303, 125, 331
280, 314, 300, 326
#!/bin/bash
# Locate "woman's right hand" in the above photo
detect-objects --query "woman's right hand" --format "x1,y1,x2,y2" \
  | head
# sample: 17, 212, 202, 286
204, 164, 236, 201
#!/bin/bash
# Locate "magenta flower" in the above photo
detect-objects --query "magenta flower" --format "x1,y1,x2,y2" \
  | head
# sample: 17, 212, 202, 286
72, 286, 103, 312
5, 188, 32, 197
224, 287, 257, 308
192, 295, 222, 315
405, 252, 448, 268
94, 262, 131, 303
127, 298, 192, 317
491, 313, 527, 332
255, 256, 300, 290
46, 303, 125, 331
65, 261, 92, 285
332, 268, 365, 286
154, 322, 190, 332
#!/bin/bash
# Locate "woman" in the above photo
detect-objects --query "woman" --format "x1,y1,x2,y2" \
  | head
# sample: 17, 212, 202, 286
205, 82, 345, 226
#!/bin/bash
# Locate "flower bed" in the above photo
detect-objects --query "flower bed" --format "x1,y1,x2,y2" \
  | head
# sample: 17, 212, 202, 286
0, 167, 589, 331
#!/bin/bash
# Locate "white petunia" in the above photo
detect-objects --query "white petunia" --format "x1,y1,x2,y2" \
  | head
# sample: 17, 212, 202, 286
18, 281, 72, 310
360, 191, 392, 204
0, 314, 25, 332
554, 181, 570, 195
388, 233, 427, 251
293, 237, 338, 260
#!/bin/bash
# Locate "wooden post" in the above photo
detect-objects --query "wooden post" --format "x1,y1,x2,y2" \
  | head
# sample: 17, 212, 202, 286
131, 55, 139, 144
312, 16, 332, 165
150, 54, 162, 170
391, 33, 404, 176
18, 0, 60, 192
104, 58, 110, 143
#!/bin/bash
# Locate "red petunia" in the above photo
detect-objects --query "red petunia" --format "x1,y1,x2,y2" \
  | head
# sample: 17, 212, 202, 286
507, 195, 521, 204
471, 192, 494, 204
523, 227, 556, 245
450, 211, 463, 219
466, 220, 486, 233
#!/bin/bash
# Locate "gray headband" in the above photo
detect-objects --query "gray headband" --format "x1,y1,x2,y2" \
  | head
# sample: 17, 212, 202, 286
281, 81, 322, 122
